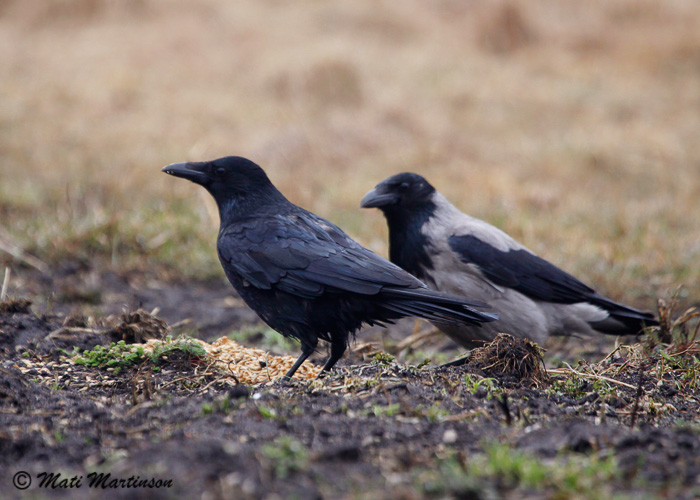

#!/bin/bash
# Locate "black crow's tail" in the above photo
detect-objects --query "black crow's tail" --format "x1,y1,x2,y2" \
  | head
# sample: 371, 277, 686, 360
588, 295, 658, 335
379, 288, 499, 327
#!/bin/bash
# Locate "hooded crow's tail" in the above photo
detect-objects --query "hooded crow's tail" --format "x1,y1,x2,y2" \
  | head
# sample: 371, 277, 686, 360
379, 287, 499, 327
589, 295, 658, 335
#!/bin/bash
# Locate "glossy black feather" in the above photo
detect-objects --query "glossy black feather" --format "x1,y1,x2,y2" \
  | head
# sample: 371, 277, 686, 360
362, 172, 658, 341
163, 157, 497, 378
447, 234, 657, 329
448, 234, 596, 304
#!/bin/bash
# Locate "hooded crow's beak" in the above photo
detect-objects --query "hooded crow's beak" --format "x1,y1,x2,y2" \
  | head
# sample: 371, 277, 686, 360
360, 188, 399, 208
161, 162, 209, 184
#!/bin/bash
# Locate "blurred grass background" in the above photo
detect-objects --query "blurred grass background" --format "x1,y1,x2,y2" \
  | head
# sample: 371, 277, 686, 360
0, 0, 698, 308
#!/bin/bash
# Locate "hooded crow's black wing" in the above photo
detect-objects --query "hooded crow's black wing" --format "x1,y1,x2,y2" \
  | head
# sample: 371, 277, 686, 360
448, 234, 595, 304
217, 213, 429, 299
447, 233, 657, 327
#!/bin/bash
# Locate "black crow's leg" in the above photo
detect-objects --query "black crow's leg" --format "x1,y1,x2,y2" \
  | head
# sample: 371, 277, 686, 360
283, 340, 317, 380
318, 340, 347, 377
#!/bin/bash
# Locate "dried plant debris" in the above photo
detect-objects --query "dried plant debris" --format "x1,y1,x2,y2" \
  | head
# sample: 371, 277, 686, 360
140, 336, 322, 384
108, 308, 170, 343
461, 333, 548, 385
4, 292, 700, 499
611, 342, 700, 395
650, 289, 699, 348
15, 336, 223, 395
546, 338, 700, 426
0, 298, 32, 314
14, 335, 322, 393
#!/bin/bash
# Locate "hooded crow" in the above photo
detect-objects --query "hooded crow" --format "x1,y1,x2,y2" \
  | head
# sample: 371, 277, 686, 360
162, 157, 497, 379
361, 172, 658, 347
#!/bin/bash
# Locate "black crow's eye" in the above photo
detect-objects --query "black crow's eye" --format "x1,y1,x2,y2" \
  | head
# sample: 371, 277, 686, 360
215, 167, 226, 175
399, 182, 410, 192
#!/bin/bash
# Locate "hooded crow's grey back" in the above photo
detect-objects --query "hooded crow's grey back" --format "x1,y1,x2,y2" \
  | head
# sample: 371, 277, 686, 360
162, 157, 497, 379
361, 172, 658, 346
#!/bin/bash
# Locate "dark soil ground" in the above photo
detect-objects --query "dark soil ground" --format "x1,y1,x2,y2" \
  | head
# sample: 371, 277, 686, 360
1, 264, 699, 499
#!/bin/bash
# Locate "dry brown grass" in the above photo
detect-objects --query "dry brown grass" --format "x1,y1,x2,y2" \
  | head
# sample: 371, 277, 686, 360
1, 0, 698, 306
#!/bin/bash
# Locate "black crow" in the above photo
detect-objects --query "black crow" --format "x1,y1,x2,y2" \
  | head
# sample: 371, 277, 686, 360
162, 157, 497, 379
361, 172, 658, 347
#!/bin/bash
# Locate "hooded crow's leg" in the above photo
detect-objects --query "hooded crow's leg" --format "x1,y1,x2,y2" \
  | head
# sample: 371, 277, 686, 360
284, 338, 318, 379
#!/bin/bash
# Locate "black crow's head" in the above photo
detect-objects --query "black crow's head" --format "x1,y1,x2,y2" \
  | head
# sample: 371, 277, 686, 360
360, 172, 436, 213
162, 156, 277, 202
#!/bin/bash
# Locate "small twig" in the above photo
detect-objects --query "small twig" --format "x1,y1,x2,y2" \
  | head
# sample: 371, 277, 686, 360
169, 318, 193, 329
47, 326, 103, 339
612, 360, 631, 377
1, 266, 10, 301
159, 374, 201, 391
130, 381, 140, 406
350, 341, 380, 354
547, 362, 637, 390
159, 361, 220, 390
0, 235, 49, 273
394, 327, 441, 352
497, 394, 512, 426
199, 373, 237, 393
225, 359, 242, 385
143, 365, 153, 400
690, 317, 700, 344
599, 343, 624, 364
440, 410, 484, 422
667, 342, 700, 357
629, 367, 645, 428
264, 352, 272, 381
326, 383, 353, 392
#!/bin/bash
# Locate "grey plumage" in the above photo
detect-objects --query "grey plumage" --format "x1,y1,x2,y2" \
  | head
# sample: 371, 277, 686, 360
162, 157, 497, 379
361, 172, 658, 347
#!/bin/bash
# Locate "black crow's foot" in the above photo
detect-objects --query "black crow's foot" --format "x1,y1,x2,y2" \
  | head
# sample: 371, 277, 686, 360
440, 354, 471, 368
273, 375, 295, 387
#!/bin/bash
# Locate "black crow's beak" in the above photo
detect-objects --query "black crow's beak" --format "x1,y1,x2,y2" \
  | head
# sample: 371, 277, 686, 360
360, 188, 399, 208
161, 162, 209, 185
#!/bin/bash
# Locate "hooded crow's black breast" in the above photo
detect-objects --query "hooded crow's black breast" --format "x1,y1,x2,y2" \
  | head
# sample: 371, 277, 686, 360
166, 157, 498, 378
384, 203, 436, 281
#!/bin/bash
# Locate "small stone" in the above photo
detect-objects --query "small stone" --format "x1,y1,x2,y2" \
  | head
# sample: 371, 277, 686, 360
442, 428, 458, 444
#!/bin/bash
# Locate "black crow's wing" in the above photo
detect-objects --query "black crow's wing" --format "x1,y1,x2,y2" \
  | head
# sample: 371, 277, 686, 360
448, 234, 596, 304
218, 213, 423, 299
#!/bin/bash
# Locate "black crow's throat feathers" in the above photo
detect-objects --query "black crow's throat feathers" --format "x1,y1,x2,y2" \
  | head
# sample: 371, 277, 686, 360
164, 157, 498, 378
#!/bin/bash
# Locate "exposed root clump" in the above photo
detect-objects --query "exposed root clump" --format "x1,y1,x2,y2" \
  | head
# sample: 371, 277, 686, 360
467, 333, 547, 385
0, 298, 32, 314
109, 308, 169, 343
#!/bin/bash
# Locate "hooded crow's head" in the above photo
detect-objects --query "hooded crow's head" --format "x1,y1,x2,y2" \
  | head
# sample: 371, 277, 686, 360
162, 156, 286, 218
361, 172, 436, 214
361, 173, 439, 278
